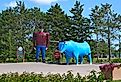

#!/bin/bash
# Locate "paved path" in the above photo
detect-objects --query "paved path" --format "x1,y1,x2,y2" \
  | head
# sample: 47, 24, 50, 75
0, 62, 103, 76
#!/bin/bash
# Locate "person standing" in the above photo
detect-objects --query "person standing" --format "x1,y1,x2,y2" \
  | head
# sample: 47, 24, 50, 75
32, 25, 50, 63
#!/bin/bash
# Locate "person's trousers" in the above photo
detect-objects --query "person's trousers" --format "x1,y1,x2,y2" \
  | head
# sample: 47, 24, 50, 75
35, 45, 46, 61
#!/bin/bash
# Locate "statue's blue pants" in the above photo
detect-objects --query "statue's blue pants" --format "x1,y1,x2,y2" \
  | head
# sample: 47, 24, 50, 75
35, 45, 46, 61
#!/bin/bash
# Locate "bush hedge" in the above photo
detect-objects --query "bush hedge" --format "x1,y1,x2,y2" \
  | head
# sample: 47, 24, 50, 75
0, 70, 120, 82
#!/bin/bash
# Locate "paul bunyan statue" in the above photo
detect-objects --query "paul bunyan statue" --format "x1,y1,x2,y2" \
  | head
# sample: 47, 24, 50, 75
58, 40, 92, 65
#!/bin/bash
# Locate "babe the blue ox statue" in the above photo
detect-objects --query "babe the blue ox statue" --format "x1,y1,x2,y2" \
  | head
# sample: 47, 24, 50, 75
58, 40, 92, 65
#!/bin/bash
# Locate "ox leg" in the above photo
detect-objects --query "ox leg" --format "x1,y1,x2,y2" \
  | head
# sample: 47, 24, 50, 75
88, 53, 92, 65
74, 52, 79, 65
65, 52, 70, 65
76, 56, 79, 65
79, 56, 83, 64
65, 56, 70, 65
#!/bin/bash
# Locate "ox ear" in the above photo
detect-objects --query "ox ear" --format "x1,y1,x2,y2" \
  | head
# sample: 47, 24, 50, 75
64, 41, 68, 45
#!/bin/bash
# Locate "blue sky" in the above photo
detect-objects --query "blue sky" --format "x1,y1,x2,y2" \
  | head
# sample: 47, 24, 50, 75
0, 0, 121, 17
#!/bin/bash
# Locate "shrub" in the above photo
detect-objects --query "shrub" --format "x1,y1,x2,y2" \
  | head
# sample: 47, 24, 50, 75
0, 70, 120, 82
0, 70, 104, 82
111, 59, 121, 63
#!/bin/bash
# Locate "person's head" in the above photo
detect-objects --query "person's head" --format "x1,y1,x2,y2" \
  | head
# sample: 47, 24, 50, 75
38, 22, 44, 32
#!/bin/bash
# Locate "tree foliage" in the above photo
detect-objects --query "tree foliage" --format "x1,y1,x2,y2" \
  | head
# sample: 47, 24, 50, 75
0, 1, 120, 62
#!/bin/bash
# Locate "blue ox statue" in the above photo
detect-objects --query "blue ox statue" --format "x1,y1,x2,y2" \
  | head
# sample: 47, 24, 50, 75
58, 40, 92, 65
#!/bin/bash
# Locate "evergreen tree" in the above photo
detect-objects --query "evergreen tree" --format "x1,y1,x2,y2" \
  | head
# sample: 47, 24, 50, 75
46, 3, 71, 41
90, 3, 121, 61
69, 1, 91, 42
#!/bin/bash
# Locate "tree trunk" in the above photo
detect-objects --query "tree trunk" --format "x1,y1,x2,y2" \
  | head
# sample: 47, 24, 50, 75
119, 34, 121, 58
108, 26, 111, 61
96, 33, 99, 62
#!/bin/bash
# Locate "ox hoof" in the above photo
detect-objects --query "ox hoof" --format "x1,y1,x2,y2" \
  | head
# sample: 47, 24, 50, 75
66, 63, 69, 65
81, 63, 83, 64
90, 63, 92, 65
76, 64, 79, 66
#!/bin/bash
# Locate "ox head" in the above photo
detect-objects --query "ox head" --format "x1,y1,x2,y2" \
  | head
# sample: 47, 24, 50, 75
58, 41, 67, 53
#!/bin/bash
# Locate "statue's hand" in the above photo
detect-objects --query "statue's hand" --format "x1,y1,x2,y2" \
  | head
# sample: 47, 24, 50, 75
46, 48, 48, 50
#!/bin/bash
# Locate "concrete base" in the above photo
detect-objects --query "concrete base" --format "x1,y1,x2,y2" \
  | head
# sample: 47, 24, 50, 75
113, 67, 121, 80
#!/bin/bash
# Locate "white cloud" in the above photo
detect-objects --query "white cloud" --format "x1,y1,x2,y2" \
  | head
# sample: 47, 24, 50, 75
6, 1, 17, 7
30, 0, 59, 5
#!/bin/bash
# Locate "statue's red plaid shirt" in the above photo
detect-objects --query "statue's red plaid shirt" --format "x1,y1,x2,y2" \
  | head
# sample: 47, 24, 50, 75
33, 31, 50, 48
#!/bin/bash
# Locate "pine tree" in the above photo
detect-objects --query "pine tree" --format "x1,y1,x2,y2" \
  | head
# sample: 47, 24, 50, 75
69, 1, 91, 42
